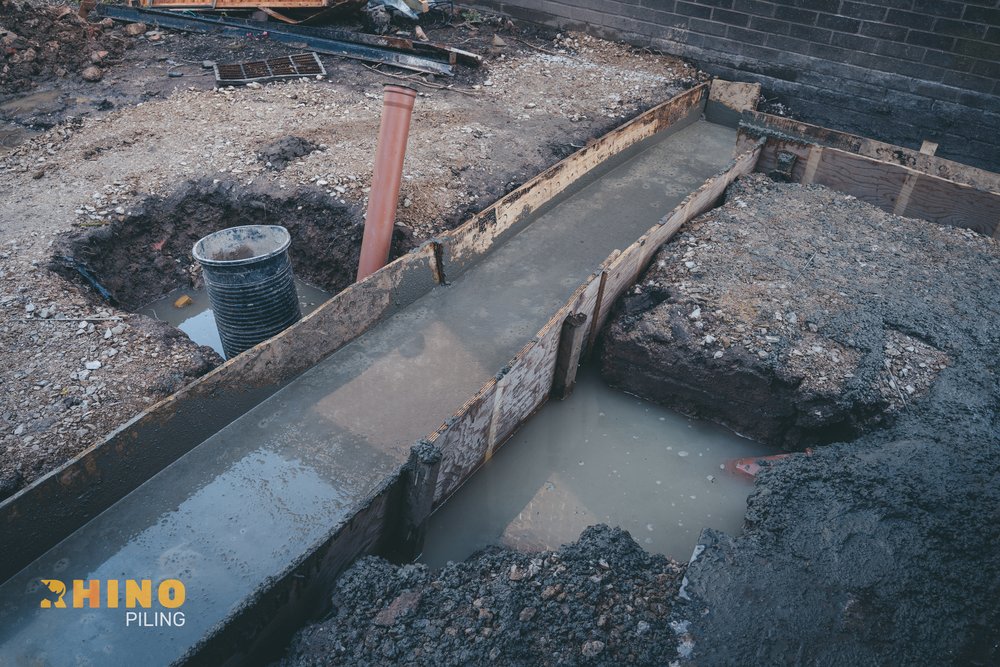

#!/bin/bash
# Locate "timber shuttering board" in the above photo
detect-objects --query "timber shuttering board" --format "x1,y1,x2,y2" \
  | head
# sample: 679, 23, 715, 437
438, 84, 710, 276
0, 243, 439, 581
741, 113, 1000, 238
429, 141, 763, 510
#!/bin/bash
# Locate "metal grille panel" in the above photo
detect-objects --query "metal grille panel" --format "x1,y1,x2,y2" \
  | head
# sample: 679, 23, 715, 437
214, 52, 325, 86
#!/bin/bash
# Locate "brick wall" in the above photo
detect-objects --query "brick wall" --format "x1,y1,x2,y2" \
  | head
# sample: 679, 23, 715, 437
470, 0, 1000, 172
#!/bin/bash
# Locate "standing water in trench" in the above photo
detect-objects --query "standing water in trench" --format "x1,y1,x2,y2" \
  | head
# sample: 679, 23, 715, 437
139, 279, 331, 358
421, 366, 777, 568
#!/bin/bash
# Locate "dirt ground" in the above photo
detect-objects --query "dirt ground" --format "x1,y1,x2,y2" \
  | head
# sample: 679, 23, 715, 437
0, 2, 705, 499
279, 525, 685, 666
602, 175, 1000, 664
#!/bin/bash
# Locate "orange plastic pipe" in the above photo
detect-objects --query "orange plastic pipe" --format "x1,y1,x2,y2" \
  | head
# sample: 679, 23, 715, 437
356, 84, 418, 282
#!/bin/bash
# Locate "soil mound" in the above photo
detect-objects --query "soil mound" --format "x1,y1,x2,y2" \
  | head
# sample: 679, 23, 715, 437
602, 174, 988, 449
0, 0, 127, 92
280, 525, 685, 666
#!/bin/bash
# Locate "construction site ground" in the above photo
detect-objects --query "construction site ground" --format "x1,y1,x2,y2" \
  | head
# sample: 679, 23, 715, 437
4, 3, 998, 665
0, 1, 705, 497
601, 176, 1000, 665
279, 175, 1000, 666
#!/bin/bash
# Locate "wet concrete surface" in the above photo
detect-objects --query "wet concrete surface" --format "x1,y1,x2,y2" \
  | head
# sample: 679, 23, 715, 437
0, 119, 736, 664
421, 366, 774, 569
140, 279, 331, 358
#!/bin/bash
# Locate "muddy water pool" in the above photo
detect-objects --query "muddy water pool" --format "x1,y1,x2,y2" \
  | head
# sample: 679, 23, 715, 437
422, 366, 777, 568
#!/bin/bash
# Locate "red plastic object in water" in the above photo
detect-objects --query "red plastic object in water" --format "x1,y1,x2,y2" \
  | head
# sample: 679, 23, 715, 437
726, 449, 812, 480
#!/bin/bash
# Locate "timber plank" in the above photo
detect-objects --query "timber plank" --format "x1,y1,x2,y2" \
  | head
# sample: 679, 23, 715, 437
741, 110, 1000, 193
591, 142, 763, 340
812, 148, 909, 211
430, 276, 603, 506
905, 174, 1000, 236
748, 136, 1000, 236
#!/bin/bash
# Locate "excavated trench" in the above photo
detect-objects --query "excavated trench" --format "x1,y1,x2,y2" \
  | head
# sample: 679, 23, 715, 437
277, 174, 1000, 667
51, 179, 413, 312
0, 99, 745, 665
421, 364, 777, 569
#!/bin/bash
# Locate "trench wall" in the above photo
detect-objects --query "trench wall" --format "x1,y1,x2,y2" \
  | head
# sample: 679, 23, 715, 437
469, 0, 1000, 172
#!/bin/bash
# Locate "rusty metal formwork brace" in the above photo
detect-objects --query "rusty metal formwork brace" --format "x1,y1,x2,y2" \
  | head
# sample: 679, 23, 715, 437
214, 53, 326, 86
221, 12, 482, 67
133, 0, 365, 13
93, 4, 455, 76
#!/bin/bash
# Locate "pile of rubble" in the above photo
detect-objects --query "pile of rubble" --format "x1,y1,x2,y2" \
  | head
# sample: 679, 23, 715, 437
0, 0, 130, 91
280, 525, 686, 666
601, 174, 987, 448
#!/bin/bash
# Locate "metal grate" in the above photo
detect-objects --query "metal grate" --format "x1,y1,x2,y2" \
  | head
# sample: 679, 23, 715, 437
214, 52, 326, 86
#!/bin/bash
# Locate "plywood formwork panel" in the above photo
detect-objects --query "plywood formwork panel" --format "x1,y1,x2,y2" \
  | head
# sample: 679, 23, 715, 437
748, 131, 1000, 237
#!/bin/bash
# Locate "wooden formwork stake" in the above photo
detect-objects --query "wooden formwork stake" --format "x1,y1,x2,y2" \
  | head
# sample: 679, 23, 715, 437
430, 241, 446, 285
585, 267, 612, 358
552, 312, 590, 400
894, 140, 939, 217
392, 440, 442, 562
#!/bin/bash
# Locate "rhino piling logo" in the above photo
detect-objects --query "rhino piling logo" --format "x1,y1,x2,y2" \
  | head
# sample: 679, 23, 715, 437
39, 580, 67, 608
38, 579, 186, 628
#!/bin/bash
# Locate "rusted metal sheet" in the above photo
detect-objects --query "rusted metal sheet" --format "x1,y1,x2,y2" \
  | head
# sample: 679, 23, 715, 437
214, 53, 325, 86
94, 5, 455, 76
137, 0, 364, 12
229, 13, 483, 67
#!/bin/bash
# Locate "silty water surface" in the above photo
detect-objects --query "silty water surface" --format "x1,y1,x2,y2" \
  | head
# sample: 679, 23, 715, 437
421, 366, 777, 568
139, 278, 330, 358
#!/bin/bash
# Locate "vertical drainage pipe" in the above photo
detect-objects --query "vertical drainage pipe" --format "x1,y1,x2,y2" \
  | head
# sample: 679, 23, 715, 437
193, 225, 301, 359
357, 84, 418, 282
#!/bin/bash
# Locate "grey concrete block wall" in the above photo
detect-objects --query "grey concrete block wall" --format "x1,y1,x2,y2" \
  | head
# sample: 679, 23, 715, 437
469, 0, 1000, 172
